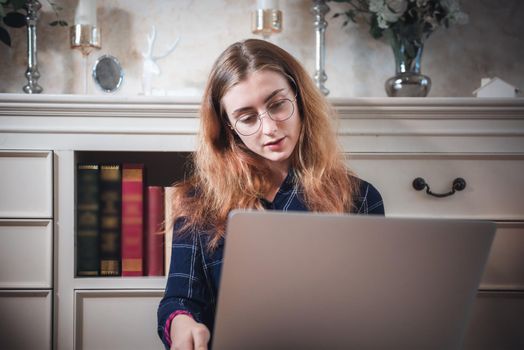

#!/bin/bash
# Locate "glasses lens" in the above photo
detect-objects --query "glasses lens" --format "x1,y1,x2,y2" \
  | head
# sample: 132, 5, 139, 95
234, 99, 295, 136
268, 99, 294, 121
235, 114, 259, 136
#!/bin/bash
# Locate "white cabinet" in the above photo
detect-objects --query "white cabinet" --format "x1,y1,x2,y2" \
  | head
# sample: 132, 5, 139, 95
349, 153, 524, 349
0, 290, 52, 350
0, 220, 53, 288
348, 154, 524, 220
0, 150, 53, 350
1, 95, 523, 349
74, 290, 165, 350
0, 151, 53, 218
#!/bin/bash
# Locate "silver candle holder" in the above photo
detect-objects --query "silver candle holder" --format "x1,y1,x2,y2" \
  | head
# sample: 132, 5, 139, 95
23, 0, 43, 94
311, 0, 330, 96
252, 8, 282, 39
70, 24, 101, 55
70, 24, 101, 93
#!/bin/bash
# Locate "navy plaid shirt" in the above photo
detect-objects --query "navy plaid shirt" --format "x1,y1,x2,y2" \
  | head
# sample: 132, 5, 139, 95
157, 175, 384, 348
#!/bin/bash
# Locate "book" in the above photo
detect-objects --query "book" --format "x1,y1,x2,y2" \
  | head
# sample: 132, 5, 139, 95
76, 164, 100, 277
145, 186, 165, 276
99, 164, 122, 276
164, 186, 175, 276
121, 164, 145, 276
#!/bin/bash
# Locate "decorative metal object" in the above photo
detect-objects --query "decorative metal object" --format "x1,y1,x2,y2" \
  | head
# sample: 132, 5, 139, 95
92, 55, 124, 93
70, 24, 101, 93
412, 177, 466, 198
23, 0, 43, 94
385, 39, 431, 97
70, 24, 100, 55
251, 7, 282, 39
311, 0, 330, 96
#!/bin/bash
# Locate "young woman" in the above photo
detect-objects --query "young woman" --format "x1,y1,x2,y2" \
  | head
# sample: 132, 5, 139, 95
157, 39, 384, 350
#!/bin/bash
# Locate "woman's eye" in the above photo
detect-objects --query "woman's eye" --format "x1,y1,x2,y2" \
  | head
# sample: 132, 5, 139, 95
239, 114, 259, 125
268, 100, 286, 113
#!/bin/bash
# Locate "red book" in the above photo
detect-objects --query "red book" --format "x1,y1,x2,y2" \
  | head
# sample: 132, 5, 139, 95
121, 164, 144, 276
145, 186, 165, 276
164, 186, 175, 275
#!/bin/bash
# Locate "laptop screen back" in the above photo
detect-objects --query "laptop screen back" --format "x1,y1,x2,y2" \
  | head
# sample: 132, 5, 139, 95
212, 211, 495, 350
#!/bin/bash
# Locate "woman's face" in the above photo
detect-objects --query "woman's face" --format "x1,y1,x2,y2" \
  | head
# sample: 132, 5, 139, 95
221, 70, 302, 173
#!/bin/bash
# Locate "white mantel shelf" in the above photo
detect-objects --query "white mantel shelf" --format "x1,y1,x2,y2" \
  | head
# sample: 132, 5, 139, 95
1, 93, 524, 118
1, 94, 523, 153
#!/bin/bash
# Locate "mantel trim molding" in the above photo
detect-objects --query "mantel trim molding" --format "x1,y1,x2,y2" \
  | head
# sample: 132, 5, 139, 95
1, 94, 524, 120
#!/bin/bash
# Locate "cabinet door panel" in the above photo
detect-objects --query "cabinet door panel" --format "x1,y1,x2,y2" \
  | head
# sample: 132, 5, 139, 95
0, 290, 52, 350
0, 151, 53, 218
75, 290, 164, 350
0, 220, 52, 288
480, 223, 524, 290
348, 154, 524, 220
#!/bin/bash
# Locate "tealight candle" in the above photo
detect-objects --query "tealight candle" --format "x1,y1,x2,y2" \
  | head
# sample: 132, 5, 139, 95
74, 0, 97, 26
257, 0, 279, 10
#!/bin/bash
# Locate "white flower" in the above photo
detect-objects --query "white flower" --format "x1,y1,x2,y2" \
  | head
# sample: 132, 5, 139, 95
369, 0, 408, 28
369, 0, 385, 13
388, 0, 409, 15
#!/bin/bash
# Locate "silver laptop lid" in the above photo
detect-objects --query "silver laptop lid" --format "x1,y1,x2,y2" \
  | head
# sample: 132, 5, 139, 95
212, 211, 495, 350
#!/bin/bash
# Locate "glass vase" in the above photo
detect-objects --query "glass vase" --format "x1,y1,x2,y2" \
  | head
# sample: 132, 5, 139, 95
385, 36, 431, 97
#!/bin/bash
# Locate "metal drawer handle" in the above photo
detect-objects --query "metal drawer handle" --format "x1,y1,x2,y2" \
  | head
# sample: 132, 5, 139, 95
412, 177, 466, 198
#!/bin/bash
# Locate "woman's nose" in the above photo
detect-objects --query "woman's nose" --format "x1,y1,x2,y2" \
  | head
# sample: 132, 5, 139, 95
260, 114, 278, 135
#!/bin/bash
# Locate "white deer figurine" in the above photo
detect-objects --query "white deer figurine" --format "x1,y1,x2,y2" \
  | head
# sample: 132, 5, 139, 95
141, 25, 180, 95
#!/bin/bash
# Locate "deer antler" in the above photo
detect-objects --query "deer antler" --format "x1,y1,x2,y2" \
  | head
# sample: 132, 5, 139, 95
143, 25, 157, 58
153, 37, 180, 61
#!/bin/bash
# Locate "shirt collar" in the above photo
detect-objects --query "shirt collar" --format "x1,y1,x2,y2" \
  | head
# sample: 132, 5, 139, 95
260, 169, 297, 208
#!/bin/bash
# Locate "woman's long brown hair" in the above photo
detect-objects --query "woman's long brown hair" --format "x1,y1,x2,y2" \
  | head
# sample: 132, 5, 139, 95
171, 39, 359, 250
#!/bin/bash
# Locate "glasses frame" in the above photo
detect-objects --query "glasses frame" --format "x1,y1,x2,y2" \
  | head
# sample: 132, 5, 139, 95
230, 90, 298, 137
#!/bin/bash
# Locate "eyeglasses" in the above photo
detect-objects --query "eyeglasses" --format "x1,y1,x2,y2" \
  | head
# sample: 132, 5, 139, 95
231, 97, 296, 136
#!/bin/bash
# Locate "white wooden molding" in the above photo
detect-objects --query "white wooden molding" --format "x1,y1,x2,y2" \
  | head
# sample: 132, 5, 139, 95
1, 94, 523, 152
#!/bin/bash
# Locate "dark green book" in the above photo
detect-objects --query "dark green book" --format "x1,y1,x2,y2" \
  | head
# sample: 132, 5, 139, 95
99, 164, 122, 276
76, 164, 100, 277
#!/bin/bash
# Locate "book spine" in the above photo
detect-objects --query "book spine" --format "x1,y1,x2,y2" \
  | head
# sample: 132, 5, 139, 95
121, 164, 145, 276
164, 186, 175, 276
77, 164, 100, 277
146, 186, 165, 276
99, 164, 122, 276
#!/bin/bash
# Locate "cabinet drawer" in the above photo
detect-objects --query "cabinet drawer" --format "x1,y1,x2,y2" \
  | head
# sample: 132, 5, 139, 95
480, 222, 524, 290
0, 290, 52, 350
464, 291, 524, 349
75, 290, 164, 350
0, 220, 52, 288
349, 154, 524, 220
0, 151, 53, 218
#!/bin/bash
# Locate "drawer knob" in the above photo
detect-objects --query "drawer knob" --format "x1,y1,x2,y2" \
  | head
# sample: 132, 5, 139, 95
412, 177, 467, 198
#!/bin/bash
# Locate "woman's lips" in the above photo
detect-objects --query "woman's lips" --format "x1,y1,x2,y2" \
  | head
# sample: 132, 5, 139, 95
265, 137, 285, 150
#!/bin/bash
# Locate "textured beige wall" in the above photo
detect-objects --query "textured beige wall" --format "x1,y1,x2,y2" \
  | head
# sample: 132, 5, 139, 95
0, 0, 522, 97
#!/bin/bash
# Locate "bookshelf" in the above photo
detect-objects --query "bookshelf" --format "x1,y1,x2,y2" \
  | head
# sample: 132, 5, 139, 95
74, 151, 192, 280
1, 94, 524, 350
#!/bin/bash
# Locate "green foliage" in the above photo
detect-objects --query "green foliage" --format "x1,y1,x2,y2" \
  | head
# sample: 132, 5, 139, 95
330, 0, 468, 68
1, 0, 68, 47
330, 0, 468, 44
3, 11, 25, 27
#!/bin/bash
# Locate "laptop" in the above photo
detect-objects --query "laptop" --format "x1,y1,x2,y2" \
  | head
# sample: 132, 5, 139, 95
212, 211, 495, 350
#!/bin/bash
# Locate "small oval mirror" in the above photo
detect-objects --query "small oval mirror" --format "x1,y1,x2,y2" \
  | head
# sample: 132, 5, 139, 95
92, 55, 124, 92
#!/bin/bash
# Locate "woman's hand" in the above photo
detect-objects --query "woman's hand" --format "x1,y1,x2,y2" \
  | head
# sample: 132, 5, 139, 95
170, 314, 211, 350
